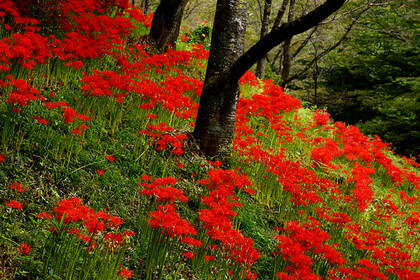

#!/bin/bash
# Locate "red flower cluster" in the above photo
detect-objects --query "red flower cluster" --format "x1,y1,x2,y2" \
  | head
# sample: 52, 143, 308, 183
49, 197, 123, 234
240, 71, 260, 87
139, 175, 202, 248
199, 169, 261, 269
139, 176, 187, 203
312, 109, 330, 126
10, 182, 27, 193
118, 267, 134, 279
19, 243, 31, 255
274, 219, 345, 279
140, 123, 187, 155
6, 200, 24, 210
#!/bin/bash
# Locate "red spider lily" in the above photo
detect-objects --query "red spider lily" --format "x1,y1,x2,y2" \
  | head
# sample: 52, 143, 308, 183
71, 128, 83, 135
19, 243, 31, 255
204, 255, 215, 262
37, 212, 52, 219
312, 109, 330, 126
181, 236, 203, 247
147, 113, 158, 119
105, 155, 116, 162
141, 123, 187, 155
96, 169, 105, 176
62, 107, 77, 123
108, 216, 124, 228
5, 79, 44, 108
274, 220, 345, 279
139, 176, 188, 202
344, 163, 375, 211
6, 200, 24, 210
124, 231, 135, 237
33, 115, 49, 124
183, 252, 194, 259
118, 267, 134, 279
44, 101, 68, 109
50, 197, 122, 234
148, 204, 198, 238
10, 182, 27, 193
240, 71, 260, 87
138, 103, 155, 110
198, 169, 261, 266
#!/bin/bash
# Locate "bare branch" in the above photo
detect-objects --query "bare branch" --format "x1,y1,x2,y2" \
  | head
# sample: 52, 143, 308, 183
282, 5, 369, 86
271, 0, 290, 30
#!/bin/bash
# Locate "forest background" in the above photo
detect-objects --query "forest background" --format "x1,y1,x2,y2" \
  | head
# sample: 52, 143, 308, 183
142, 0, 420, 157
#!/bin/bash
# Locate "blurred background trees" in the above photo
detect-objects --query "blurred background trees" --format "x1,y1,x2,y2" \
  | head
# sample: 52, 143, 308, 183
137, 0, 419, 156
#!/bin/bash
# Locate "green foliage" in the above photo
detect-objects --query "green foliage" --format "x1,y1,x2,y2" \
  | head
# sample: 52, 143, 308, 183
319, 0, 420, 156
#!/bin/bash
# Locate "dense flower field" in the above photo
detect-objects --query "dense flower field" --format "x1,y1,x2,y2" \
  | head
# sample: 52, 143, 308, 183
1, 0, 420, 279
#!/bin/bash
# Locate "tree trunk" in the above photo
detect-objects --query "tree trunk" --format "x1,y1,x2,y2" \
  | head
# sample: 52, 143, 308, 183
255, 0, 272, 79
193, 0, 248, 161
147, 0, 189, 52
140, 0, 150, 13
194, 0, 347, 161
280, 0, 295, 84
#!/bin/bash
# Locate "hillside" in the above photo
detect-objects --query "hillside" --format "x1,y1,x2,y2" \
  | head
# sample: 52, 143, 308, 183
1, 1, 420, 279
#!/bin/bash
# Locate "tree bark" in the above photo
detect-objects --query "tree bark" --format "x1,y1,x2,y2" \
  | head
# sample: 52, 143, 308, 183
255, 0, 272, 79
194, 0, 347, 161
193, 0, 248, 161
147, 0, 189, 52
140, 0, 150, 13
280, 0, 295, 84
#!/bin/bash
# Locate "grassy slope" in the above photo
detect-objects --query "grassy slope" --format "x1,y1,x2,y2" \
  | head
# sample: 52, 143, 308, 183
1, 2, 420, 280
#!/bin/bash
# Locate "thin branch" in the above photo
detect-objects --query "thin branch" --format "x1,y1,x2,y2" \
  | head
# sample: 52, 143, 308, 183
322, 0, 387, 24
271, 0, 290, 30
292, 26, 318, 59
282, 5, 368, 86
229, 0, 347, 82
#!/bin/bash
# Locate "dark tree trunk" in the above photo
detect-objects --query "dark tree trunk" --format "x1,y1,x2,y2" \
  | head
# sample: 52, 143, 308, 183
147, 0, 188, 52
194, 0, 347, 161
140, 0, 150, 13
193, 0, 248, 161
256, 0, 272, 79
280, 0, 295, 84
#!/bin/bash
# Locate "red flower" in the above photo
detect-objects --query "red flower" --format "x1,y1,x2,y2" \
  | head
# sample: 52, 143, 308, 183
37, 212, 52, 219
118, 267, 134, 279
10, 182, 27, 193
183, 252, 194, 259
19, 243, 31, 255
6, 200, 24, 210
71, 128, 82, 135
204, 255, 215, 262
33, 115, 49, 124
313, 109, 330, 126
124, 231, 135, 237
0, 154, 6, 163
79, 124, 88, 130
96, 169, 105, 176
105, 155, 116, 162
108, 216, 124, 228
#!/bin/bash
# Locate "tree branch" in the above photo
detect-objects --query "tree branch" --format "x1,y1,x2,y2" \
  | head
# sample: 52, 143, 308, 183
229, 0, 347, 82
271, 0, 290, 30
282, 5, 368, 85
